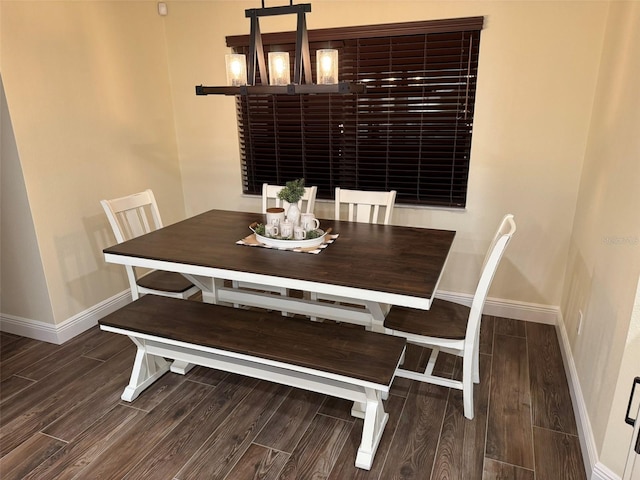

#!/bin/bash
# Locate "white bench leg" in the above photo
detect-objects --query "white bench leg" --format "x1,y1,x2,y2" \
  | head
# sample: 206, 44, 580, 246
351, 401, 365, 419
170, 360, 195, 375
354, 388, 389, 470
121, 337, 170, 402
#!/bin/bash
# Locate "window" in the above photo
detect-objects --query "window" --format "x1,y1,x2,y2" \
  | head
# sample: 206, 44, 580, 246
227, 17, 483, 207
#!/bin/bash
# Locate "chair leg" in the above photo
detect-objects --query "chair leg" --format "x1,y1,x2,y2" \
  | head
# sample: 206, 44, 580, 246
278, 287, 290, 317
231, 280, 240, 308
399, 348, 406, 366
462, 349, 475, 420
308, 292, 320, 322
424, 347, 439, 377
473, 339, 480, 384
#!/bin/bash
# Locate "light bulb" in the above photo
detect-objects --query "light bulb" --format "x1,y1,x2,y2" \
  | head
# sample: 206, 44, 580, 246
316, 49, 338, 85
268, 52, 290, 86
225, 54, 247, 86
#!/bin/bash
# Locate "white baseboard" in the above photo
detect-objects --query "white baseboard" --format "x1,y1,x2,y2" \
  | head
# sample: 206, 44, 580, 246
593, 462, 621, 480
436, 291, 619, 479
556, 312, 621, 480
0, 291, 131, 344
556, 311, 598, 478
435, 290, 559, 324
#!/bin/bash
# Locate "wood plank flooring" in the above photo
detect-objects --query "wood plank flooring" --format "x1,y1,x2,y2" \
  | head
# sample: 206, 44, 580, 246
0, 313, 586, 479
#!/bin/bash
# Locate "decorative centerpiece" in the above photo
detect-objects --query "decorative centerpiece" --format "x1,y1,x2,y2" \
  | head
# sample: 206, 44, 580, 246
248, 178, 329, 248
253, 222, 323, 240
250, 222, 329, 249
277, 178, 305, 226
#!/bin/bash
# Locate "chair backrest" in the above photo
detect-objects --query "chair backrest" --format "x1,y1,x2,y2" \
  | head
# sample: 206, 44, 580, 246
100, 189, 163, 244
100, 189, 165, 299
481, 214, 515, 272
466, 214, 517, 339
334, 188, 397, 224
262, 183, 318, 214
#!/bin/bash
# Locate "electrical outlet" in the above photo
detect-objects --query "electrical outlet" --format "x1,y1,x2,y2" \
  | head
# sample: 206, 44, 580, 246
577, 309, 584, 335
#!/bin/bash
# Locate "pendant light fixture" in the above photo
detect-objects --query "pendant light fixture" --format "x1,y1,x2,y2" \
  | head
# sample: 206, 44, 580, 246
196, 1, 365, 96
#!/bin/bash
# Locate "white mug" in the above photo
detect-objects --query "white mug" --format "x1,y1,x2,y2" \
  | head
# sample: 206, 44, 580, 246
266, 207, 285, 228
294, 226, 307, 240
280, 220, 293, 239
300, 213, 320, 232
265, 223, 279, 237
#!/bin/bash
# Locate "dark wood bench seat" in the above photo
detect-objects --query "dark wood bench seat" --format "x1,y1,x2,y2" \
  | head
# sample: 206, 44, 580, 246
99, 294, 406, 470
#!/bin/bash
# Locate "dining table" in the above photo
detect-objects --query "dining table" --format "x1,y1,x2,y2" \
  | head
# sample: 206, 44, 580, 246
103, 209, 456, 335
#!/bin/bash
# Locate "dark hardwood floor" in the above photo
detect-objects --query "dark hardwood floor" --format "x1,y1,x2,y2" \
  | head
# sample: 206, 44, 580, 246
0, 310, 586, 479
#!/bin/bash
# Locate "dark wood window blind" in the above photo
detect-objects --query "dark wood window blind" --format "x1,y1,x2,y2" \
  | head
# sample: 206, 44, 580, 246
227, 17, 483, 207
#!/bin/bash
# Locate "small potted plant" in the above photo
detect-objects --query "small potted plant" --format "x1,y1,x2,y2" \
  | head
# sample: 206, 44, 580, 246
277, 178, 305, 226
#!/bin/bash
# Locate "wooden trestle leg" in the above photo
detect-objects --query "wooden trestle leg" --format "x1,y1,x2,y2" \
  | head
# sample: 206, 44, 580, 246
352, 387, 389, 470
121, 337, 171, 402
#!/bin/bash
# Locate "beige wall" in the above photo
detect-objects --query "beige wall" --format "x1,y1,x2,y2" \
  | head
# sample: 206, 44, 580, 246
1, 1, 187, 323
561, 1, 640, 474
166, 0, 607, 304
1, 0, 608, 318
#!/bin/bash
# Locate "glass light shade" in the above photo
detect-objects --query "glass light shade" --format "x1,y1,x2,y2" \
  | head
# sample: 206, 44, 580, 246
316, 49, 338, 84
268, 52, 290, 86
225, 54, 247, 86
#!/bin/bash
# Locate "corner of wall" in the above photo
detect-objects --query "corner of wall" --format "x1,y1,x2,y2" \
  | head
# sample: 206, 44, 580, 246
0, 74, 55, 324
556, 310, 622, 480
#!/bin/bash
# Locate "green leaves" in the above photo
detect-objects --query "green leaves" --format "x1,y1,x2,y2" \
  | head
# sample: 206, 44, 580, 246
277, 178, 305, 204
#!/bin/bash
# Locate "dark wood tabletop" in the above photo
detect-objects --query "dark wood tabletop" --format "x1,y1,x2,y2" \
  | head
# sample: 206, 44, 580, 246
104, 209, 455, 305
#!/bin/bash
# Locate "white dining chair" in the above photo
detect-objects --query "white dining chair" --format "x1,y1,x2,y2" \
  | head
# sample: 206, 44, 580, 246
309, 188, 397, 320
334, 187, 397, 224
231, 183, 318, 314
100, 189, 200, 301
262, 183, 318, 214
383, 214, 516, 420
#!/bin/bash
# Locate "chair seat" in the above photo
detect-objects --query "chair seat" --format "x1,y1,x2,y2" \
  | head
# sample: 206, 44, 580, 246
136, 270, 195, 293
384, 299, 470, 340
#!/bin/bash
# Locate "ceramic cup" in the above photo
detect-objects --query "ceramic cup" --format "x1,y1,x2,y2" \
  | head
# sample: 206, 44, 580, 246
294, 226, 307, 240
280, 220, 293, 239
265, 223, 279, 237
300, 213, 320, 232
266, 207, 285, 227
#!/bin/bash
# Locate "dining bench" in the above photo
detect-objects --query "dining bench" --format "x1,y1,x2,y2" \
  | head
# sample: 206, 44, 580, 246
98, 294, 406, 470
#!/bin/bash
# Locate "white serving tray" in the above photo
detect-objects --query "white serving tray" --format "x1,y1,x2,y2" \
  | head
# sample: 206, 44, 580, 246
250, 224, 328, 248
